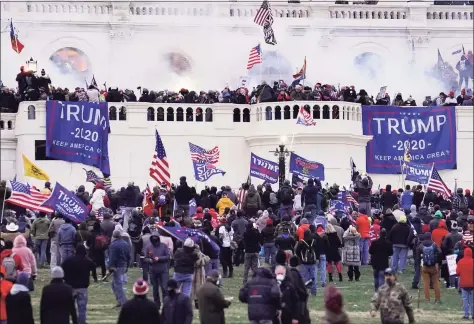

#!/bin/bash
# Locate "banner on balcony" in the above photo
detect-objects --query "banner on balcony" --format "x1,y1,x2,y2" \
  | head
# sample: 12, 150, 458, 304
289, 153, 325, 180
46, 101, 111, 175
250, 153, 279, 184
362, 106, 456, 174
404, 162, 432, 184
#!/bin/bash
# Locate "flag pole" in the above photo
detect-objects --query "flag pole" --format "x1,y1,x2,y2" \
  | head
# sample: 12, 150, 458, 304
421, 163, 435, 206
286, 133, 295, 181
276, 49, 282, 82
0, 184, 8, 224
259, 43, 263, 86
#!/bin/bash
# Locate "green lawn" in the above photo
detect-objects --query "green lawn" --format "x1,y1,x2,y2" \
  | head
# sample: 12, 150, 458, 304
30, 265, 464, 324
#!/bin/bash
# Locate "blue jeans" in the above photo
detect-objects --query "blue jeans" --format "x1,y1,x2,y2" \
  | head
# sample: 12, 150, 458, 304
205, 259, 219, 276
150, 271, 169, 308
319, 255, 327, 285
173, 272, 193, 297
461, 288, 474, 318
392, 246, 408, 273
60, 245, 75, 263
141, 258, 149, 281
111, 267, 127, 306
373, 269, 385, 291
359, 238, 369, 265
263, 242, 276, 266
35, 239, 48, 267
73, 288, 88, 324
300, 263, 317, 296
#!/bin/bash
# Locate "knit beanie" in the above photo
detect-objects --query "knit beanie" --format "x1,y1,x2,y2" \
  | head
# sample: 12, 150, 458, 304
434, 210, 443, 219
51, 266, 64, 279
184, 237, 195, 248
133, 279, 149, 295
463, 231, 473, 243
324, 285, 343, 313
275, 249, 287, 265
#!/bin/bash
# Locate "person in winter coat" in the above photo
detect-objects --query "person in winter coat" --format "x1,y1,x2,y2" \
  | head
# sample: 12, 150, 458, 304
325, 224, 343, 282
231, 211, 248, 267
0, 240, 24, 281
381, 185, 398, 213
388, 215, 413, 273
144, 231, 170, 309
417, 232, 442, 303
58, 217, 77, 263
295, 229, 320, 296
261, 218, 276, 266
196, 270, 231, 324
109, 230, 131, 307
48, 214, 65, 268
369, 229, 393, 291
12, 235, 36, 289
243, 185, 262, 217
275, 265, 301, 324
302, 179, 324, 213
88, 222, 107, 280
432, 219, 449, 248
90, 184, 107, 212
0, 266, 13, 324
429, 210, 444, 232
354, 174, 373, 217
400, 185, 414, 211
456, 247, 474, 319
117, 279, 161, 324
40, 266, 78, 324
370, 268, 415, 324
343, 226, 361, 281
216, 192, 234, 216
356, 209, 371, 265
175, 176, 193, 217
173, 238, 198, 297
31, 212, 50, 268
162, 279, 193, 324
5, 271, 34, 324
288, 256, 310, 324
242, 222, 261, 284
239, 267, 281, 323
322, 285, 351, 324
381, 209, 397, 234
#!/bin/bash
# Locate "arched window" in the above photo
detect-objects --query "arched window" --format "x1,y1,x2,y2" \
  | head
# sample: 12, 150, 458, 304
243, 108, 250, 123
196, 108, 203, 122
265, 106, 272, 120
186, 108, 193, 121
205, 108, 213, 122
283, 106, 291, 119
313, 105, 321, 119
293, 106, 299, 119
147, 107, 155, 121
332, 105, 340, 119
233, 108, 241, 122
119, 107, 127, 120
176, 108, 184, 121
166, 108, 174, 121
323, 105, 330, 119
7, 120, 13, 130
157, 108, 165, 121
28, 105, 36, 120
109, 106, 117, 120
0, 120, 4, 129
275, 106, 282, 120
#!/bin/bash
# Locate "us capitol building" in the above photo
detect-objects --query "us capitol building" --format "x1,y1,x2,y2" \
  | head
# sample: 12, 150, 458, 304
0, 1, 473, 190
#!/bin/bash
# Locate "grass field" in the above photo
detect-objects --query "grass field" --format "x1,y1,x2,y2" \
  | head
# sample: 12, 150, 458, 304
29, 264, 464, 324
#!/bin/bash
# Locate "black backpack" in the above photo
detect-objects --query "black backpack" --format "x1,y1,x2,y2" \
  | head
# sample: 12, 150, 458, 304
280, 187, 292, 204
301, 240, 316, 264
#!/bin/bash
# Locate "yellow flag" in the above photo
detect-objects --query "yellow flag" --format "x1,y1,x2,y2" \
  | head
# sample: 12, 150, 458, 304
22, 154, 50, 181
403, 147, 412, 163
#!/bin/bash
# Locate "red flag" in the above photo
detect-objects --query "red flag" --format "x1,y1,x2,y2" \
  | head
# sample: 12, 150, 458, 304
10, 21, 24, 54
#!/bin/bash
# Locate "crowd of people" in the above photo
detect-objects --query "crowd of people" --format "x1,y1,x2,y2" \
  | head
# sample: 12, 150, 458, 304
1, 64, 473, 114
0, 173, 473, 324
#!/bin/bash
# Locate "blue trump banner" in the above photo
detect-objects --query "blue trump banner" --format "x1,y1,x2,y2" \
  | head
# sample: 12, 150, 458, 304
250, 153, 279, 184
362, 106, 457, 174
289, 153, 325, 180
40, 182, 88, 223
157, 225, 220, 254
189, 142, 226, 182
404, 162, 432, 184
46, 101, 111, 175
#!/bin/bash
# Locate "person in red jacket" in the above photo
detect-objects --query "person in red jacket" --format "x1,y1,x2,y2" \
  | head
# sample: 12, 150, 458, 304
369, 219, 381, 247
356, 209, 371, 265
0, 241, 24, 279
456, 247, 474, 319
0, 265, 14, 323
432, 219, 449, 248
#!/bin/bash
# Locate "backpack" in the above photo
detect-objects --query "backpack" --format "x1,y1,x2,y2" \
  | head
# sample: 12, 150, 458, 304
2, 254, 17, 281
280, 187, 292, 204
422, 244, 437, 266
157, 193, 167, 206
301, 240, 316, 264
458, 197, 466, 210
95, 235, 108, 250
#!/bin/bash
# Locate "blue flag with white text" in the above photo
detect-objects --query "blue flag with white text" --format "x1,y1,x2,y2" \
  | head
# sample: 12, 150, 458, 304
157, 225, 220, 254
289, 153, 325, 180
404, 162, 432, 184
189, 142, 225, 182
40, 182, 88, 223
46, 101, 111, 175
362, 106, 456, 174
249, 153, 279, 184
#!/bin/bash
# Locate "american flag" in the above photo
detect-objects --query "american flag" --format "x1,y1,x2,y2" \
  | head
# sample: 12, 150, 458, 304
10, 20, 24, 54
83, 169, 112, 190
345, 192, 359, 207
189, 142, 220, 165
6, 181, 53, 213
149, 130, 171, 188
427, 166, 451, 199
254, 0, 273, 26
296, 106, 316, 126
247, 44, 262, 70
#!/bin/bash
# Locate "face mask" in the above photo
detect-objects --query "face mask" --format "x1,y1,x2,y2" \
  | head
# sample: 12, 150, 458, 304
386, 278, 395, 287
276, 274, 285, 281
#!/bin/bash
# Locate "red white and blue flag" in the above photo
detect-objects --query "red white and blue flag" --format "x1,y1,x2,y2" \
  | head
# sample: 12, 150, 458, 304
6, 181, 53, 213
247, 44, 262, 70
149, 130, 171, 188
296, 106, 316, 126
10, 20, 24, 54
189, 143, 225, 182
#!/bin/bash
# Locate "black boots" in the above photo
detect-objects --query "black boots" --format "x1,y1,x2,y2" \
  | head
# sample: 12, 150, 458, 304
328, 274, 333, 282
339, 273, 343, 282
228, 270, 233, 278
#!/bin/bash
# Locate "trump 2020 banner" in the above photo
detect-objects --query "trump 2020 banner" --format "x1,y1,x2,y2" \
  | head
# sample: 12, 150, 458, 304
404, 162, 432, 184
250, 153, 279, 184
289, 153, 325, 180
362, 106, 457, 174
40, 182, 88, 223
46, 101, 111, 175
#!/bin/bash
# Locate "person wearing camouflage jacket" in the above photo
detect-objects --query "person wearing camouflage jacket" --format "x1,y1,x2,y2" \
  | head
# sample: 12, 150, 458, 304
370, 269, 415, 324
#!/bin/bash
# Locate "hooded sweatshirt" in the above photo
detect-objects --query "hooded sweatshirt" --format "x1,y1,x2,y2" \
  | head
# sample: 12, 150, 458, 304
12, 236, 36, 275
90, 188, 106, 211
144, 232, 170, 273
216, 197, 234, 216
58, 223, 77, 246
0, 268, 13, 321
432, 220, 449, 247
31, 216, 51, 240
456, 247, 473, 288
